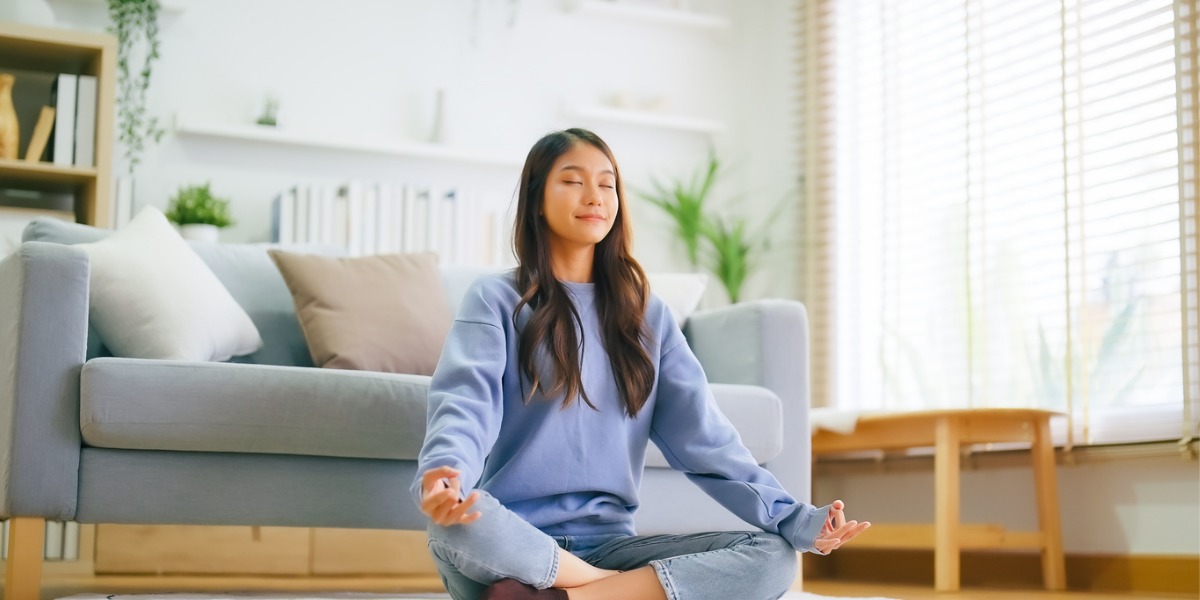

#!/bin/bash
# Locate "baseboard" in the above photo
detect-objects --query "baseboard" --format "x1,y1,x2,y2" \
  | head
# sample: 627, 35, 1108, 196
803, 549, 1199, 595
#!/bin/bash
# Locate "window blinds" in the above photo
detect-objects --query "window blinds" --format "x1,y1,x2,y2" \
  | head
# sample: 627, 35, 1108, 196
797, 0, 1200, 445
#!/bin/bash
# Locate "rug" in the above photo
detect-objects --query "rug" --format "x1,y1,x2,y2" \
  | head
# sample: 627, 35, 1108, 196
59, 592, 896, 600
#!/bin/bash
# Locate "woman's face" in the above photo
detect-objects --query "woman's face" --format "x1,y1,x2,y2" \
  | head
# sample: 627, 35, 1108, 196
541, 143, 619, 251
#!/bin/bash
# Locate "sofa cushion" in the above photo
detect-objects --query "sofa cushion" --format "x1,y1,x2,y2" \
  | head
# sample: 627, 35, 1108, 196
79, 359, 784, 465
269, 250, 452, 375
647, 383, 784, 467
80, 358, 432, 460
74, 207, 263, 362
22, 216, 345, 366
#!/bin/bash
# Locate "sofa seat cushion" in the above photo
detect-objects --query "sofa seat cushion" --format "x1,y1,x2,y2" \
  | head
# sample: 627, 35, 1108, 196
647, 383, 784, 467
80, 358, 432, 460
80, 359, 784, 466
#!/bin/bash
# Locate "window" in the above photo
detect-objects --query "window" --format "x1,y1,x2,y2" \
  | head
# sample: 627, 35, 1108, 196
798, 0, 1200, 445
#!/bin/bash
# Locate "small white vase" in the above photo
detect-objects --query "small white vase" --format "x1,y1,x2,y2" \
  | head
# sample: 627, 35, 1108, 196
179, 224, 219, 242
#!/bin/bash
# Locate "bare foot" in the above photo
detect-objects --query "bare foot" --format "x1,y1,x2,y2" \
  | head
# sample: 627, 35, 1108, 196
552, 548, 620, 587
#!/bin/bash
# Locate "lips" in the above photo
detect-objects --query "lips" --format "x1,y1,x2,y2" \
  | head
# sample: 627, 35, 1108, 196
577, 214, 606, 221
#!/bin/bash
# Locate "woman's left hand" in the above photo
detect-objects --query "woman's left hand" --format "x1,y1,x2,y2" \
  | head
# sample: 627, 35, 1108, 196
814, 499, 871, 554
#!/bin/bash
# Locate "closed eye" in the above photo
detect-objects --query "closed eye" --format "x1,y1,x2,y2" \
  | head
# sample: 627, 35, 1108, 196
563, 180, 583, 185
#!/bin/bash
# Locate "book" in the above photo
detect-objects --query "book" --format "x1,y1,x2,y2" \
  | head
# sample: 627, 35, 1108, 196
73, 75, 97, 167
24, 106, 55, 162
63, 521, 80, 561
43, 520, 63, 560
50, 74, 77, 167
112, 175, 134, 228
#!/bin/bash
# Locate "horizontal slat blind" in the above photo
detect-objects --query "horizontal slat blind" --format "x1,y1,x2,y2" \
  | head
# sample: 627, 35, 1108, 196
798, 0, 1199, 444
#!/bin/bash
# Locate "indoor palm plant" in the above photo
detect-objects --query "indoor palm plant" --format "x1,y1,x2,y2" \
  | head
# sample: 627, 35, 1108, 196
637, 150, 719, 269
165, 182, 234, 241
640, 152, 786, 303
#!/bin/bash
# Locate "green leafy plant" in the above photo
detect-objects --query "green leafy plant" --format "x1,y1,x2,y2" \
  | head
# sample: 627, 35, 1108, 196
636, 151, 720, 268
108, 0, 165, 174
702, 199, 786, 303
640, 152, 789, 303
165, 182, 234, 228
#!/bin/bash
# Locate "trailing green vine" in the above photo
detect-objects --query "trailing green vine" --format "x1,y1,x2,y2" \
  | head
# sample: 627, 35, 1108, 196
108, 0, 165, 174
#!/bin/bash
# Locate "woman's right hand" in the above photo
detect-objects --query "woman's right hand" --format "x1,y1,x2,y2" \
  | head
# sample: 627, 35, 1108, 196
420, 466, 483, 527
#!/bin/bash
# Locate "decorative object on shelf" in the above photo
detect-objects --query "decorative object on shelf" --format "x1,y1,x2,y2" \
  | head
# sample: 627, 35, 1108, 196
24, 106, 56, 162
639, 152, 787, 303
428, 88, 445, 143
256, 93, 280, 127
108, 0, 165, 174
0, 73, 18, 160
164, 181, 234, 242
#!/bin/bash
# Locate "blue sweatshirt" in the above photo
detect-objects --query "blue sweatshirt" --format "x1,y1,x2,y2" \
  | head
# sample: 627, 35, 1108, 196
411, 272, 829, 552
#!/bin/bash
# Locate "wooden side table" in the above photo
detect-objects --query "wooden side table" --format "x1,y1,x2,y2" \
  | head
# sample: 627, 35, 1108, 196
811, 408, 1066, 592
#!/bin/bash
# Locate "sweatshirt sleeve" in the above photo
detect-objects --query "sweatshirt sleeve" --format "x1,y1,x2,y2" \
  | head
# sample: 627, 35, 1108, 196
649, 323, 832, 553
410, 285, 508, 509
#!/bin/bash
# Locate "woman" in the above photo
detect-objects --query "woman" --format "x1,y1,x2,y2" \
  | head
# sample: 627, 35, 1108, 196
412, 128, 869, 600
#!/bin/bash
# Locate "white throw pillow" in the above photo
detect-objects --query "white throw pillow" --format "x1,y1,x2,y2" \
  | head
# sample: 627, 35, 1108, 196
76, 206, 262, 361
648, 272, 709, 327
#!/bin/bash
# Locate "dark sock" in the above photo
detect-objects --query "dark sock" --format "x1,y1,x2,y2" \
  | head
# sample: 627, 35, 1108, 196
482, 578, 568, 600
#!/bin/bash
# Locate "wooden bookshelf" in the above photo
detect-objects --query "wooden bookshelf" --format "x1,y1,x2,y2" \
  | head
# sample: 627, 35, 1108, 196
0, 21, 116, 227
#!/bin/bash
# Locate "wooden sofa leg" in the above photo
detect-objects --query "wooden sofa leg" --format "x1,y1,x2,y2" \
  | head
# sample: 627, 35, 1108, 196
5, 517, 45, 600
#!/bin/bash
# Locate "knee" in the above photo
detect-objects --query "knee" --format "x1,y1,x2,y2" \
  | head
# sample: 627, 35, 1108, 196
754, 533, 798, 595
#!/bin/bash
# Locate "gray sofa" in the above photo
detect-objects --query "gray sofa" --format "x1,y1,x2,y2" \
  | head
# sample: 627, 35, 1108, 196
0, 219, 812, 590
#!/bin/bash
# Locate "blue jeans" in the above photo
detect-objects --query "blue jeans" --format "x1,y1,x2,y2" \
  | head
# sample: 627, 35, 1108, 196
426, 491, 797, 600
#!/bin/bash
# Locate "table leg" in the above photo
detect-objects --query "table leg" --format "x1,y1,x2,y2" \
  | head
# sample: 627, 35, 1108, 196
5, 516, 45, 600
934, 416, 961, 592
1032, 416, 1067, 590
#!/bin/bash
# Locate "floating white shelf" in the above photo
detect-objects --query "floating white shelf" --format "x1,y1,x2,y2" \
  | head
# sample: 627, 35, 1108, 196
567, 104, 726, 135
572, 0, 729, 31
46, 0, 186, 19
172, 115, 523, 168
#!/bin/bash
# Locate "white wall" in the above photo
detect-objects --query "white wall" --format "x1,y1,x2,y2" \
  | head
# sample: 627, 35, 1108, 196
816, 453, 1200, 556
9, 0, 805, 305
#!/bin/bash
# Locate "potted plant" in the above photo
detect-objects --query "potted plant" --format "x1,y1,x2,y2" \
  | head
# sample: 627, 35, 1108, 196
640, 152, 789, 303
165, 182, 234, 242
636, 150, 720, 269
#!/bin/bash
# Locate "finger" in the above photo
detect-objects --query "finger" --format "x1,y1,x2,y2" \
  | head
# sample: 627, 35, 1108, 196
431, 495, 463, 524
838, 521, 872, 544
443, 491, 480, 523
450, 475, 463, 500
423, 488, 460, 520
422, 467, 460, 494
831, 503, 846, 530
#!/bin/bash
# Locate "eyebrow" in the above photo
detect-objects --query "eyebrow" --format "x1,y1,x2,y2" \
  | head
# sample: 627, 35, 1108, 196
559, 165, 616, 177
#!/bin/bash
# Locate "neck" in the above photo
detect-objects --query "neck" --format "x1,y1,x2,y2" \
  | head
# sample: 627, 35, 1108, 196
548, 244, 595, 283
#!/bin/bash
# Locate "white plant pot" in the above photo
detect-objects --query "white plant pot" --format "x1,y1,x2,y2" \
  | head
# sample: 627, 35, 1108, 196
179, 223, 219, 243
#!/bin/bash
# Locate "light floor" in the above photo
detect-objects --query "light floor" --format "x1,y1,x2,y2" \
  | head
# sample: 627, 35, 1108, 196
16, 576, 1194, 600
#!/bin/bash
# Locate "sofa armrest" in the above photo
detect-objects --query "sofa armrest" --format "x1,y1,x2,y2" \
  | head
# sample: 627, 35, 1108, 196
0, 242, 89, 520
683, 299, 811, 503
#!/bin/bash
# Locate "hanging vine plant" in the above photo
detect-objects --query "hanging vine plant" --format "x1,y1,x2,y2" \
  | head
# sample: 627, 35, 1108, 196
108, 0, 165, 174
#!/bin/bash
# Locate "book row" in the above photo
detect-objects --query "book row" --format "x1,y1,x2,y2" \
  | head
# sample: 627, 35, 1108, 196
271, 183, 515, 266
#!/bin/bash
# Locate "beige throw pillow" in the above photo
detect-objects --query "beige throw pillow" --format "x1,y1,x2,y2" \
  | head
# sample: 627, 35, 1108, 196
268, 250, 452, 375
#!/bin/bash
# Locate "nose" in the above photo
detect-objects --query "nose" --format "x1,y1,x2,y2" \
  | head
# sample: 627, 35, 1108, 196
585, 185, 603, 205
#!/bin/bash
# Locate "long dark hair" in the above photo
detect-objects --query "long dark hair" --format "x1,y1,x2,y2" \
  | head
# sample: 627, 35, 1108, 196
512, 128, 655, 418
